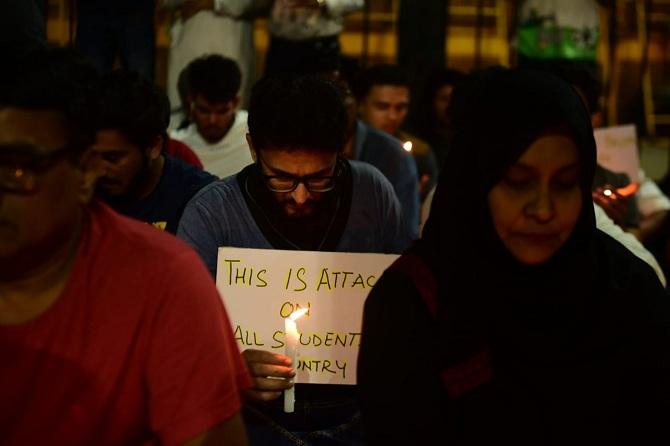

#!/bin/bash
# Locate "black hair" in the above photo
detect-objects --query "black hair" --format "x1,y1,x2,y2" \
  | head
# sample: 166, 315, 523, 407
248, 75, 348, 154
93, 70, 170, 150
408, 67, 466, 139
544, 61, 602, 114
186, 54, 241, 103
351, 64, 412, 102
0, 46, 99, 155
423, 67, 466, 102
177, 64, 191, 112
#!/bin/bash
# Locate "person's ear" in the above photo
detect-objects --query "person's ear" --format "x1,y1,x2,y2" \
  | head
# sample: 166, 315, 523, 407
246, 133, 257, 162
77, 148, 104, 204
146, 134, 164, 161
232, 95, 241, 110
188, 98, 196, 121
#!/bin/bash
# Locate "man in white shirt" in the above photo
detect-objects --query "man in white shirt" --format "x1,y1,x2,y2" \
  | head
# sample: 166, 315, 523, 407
162, 0, 258, 110
171, 55, 253, 179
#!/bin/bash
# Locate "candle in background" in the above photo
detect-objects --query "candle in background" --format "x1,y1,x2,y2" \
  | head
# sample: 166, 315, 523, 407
284, 308, 308, 413
402, 140, 413, 152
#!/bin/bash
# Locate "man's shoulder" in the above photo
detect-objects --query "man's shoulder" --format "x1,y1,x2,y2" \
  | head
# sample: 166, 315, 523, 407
87, 201, 200, 263
187, 175, 245, 213
222, 110, 249, 144
361, 123, 404, 151
359, 123, 413, 166
349, 159, 388, 181
348, 160, 396, 197
165, 154, 218, 186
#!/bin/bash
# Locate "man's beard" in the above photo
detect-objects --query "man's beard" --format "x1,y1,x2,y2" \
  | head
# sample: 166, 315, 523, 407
280, 198, 320, 219
95, 159, 151, 207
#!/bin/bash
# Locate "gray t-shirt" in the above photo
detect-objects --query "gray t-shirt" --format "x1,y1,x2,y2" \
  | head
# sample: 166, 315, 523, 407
177, 160, 412, 277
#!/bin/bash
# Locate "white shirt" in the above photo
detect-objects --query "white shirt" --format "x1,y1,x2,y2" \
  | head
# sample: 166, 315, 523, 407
637, 168, 670, 218
163, 0, 255, 110
269, 0, 363, 40
171, 110, 253, 179
594, 203, 666, 286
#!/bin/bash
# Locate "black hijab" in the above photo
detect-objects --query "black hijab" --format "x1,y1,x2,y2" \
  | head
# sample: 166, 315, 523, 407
418, 67, 623, 369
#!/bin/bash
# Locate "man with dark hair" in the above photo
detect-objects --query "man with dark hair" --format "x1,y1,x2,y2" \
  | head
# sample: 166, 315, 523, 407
177, 74, 410, 443
354, 64, 439, 203
326, 70, 419, 237
92, 70, 217, 233
171, 54, 253, 179
0, 48, 250, 445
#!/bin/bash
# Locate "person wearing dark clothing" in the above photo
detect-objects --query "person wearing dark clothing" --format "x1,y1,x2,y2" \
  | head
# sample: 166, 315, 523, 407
354, 64, 440, 203
0, 0, 46, 54
110, 153, 215, 232
358, 68, 670, 445
76, 0, 155, 80
407, 67, 465, 168
92, 70, 216, 233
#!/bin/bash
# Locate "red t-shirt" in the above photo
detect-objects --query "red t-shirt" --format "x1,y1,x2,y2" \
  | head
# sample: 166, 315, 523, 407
0, 202, 250, 446
166, 138, 203, 169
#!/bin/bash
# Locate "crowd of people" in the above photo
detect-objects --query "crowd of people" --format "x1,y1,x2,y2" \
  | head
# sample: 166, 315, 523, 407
3, 2, 670, 442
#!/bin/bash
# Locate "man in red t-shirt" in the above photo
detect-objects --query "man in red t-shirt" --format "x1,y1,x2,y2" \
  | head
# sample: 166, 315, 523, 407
0, 48, 250, 445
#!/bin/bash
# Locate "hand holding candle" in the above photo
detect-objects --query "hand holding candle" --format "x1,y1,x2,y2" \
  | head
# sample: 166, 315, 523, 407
241, 349, 294, 402
284, 308, 308, 413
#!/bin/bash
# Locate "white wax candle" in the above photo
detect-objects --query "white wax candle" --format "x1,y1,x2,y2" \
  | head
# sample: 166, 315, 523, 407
283, 308, 308, 413
284, 317, 299, 413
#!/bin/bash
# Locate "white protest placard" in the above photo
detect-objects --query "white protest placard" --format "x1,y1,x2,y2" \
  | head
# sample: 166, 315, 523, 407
216, 247, 398, 385
594, 124, 640, 183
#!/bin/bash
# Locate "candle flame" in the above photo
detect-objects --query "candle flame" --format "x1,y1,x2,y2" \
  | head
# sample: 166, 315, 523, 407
289, 308, 308, 321
402, 141, 413, 152
616, 182, 639, 197
603, 189, 613, 197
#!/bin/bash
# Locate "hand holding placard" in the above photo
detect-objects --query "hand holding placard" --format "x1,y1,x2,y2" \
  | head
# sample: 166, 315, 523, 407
217, 248, 399, 386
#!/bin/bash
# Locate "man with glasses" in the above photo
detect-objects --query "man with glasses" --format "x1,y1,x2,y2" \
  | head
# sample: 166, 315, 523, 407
0, 48, 250, 445
171, 54, 254, 179
177, 74, 411, 443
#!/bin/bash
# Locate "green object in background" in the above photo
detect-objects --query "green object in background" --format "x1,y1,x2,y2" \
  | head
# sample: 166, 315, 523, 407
518, 24, 598, 61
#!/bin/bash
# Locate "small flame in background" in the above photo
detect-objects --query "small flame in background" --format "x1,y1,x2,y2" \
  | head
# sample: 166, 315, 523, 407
289, 308, 308, 321
603, 189, 613, 197
403, 141, 413, 152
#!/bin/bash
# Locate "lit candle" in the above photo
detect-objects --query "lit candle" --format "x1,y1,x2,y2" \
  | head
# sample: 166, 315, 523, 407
403, 140, 413, 152
284, 308, 308, 413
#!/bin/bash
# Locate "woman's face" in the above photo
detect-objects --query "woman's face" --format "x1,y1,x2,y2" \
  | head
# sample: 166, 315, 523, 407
487, 134, 582, 265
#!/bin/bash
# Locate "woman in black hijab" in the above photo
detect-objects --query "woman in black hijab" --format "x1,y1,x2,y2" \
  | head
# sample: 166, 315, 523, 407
358, 67, 670, 445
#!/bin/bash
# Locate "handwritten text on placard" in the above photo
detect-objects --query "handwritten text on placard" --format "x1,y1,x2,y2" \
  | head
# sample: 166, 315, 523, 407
216, 247, 398, 385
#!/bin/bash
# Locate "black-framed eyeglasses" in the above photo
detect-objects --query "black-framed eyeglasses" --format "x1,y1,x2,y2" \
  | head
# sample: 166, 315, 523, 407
257, 152, 342, 193
0, 143, 75, 194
